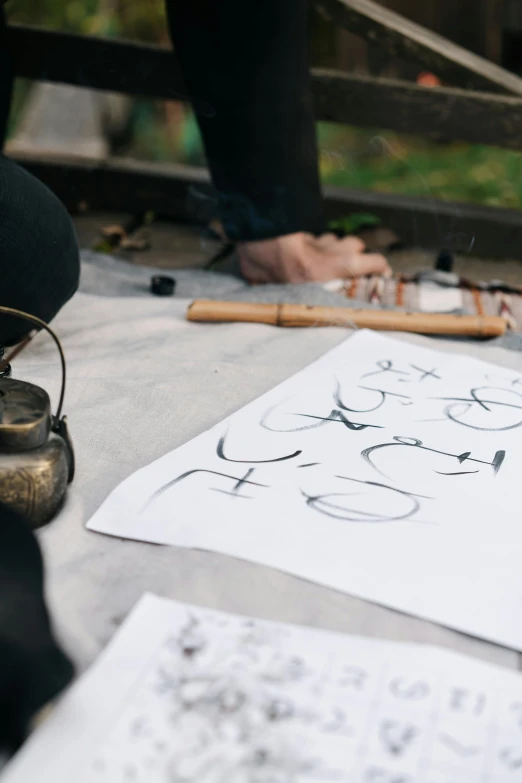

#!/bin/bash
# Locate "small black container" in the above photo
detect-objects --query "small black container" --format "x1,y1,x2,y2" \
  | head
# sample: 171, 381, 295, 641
150, 276, 176, 296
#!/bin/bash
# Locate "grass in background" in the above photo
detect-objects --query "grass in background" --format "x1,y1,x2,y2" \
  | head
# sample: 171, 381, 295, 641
317, 124, 522, 209
124, 111, 522, 210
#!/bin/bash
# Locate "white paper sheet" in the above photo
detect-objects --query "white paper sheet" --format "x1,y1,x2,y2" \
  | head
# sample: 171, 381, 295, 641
4, 593, 522, 783
87, 330, 522, 650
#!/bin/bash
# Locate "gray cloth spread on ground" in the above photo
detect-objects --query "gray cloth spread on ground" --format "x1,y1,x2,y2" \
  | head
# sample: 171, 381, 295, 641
79, 250, 522, 352
11, 249, 521, 685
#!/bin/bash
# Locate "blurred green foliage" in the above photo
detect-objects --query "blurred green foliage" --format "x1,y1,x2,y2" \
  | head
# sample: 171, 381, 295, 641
318, 124, 522, 208
6, 1, 522, 208
8, 0, 167, 40
329, 213, 381, 233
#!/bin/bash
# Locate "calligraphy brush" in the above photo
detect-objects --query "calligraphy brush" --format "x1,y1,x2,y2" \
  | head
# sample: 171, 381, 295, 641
187, 300, 507, 338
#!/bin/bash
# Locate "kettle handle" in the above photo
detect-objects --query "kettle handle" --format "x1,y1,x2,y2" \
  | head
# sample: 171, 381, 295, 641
0, 306, 68, 426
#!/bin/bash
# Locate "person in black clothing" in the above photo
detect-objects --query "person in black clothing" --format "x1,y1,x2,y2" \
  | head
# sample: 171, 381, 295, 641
0, 0, 390, 751
0, 505, 74, 753
0, 0, 389, 345
165, 0, 389, 284
0, 5, 79, 753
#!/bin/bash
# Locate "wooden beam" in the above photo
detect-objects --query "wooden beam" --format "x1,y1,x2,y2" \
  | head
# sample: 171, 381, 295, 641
11, 152, 522, 260
10, 153, 217, 222
315, 0, 522, 95
4, 24, 188, 102
323, 183, 522, 260
7, 25, 522, 151
312, 69, 522, 149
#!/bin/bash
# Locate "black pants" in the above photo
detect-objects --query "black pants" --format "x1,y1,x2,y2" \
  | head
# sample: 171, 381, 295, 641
0, 0, 324, 749
165, 0, 324, 242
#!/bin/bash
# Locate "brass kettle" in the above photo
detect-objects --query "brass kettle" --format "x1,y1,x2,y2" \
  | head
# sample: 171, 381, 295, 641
0, 307, 74, 529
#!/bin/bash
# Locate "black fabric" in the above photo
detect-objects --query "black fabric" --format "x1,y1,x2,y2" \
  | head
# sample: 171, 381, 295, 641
0, 156, 78, 745
0, 7, 12, 146
0, 6, 80, 345
166, 0, 325, 241
0, 4, 80, 345
0, 8, 78, 753
0, 155, 80, 345
0, 504, 74, 752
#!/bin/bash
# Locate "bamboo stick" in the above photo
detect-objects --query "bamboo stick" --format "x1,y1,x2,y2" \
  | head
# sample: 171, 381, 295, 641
186, 300, 507, 338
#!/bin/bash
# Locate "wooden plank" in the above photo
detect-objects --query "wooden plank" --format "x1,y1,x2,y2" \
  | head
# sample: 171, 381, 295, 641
376, 0, 503, 65
316, 0, 522, 95
6, 23, 522, 151
481, 0, 504, 65
11, 153, 216, 222
323, 183, 522, 260
503, 1, 522, 76
12, 152, 522, 260
312, 69, 522, 149
4, 24, 188, 102
4, 18, 518, 157
332, 0, 504, 82
504, 0, 522, 31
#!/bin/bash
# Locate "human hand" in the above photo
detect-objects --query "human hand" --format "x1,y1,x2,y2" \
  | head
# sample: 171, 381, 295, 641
238, 232, 391, 284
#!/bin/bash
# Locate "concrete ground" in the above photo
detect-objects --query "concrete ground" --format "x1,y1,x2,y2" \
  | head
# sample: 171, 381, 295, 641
73, 212, 522, 286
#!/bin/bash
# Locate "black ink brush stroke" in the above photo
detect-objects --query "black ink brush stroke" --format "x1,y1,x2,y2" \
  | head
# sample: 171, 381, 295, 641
261, 401, 381, 433
294, 411, 383, 430
389, 678, 430, 700
261, 402, 331, 433
499, 747, 522, 770
361, 360, 409, 379
435, 470, 479, 475
438, 733, 480, 757
217, 433, 301, 463
363, 766, 410, 782
141, 468, 269, 513
409, 364, 441, 381
301, 475, 427, 523
362, 436, 505, 479
379, 720, 418, 756
334, 379, 411, 413
433, 386, 522, 431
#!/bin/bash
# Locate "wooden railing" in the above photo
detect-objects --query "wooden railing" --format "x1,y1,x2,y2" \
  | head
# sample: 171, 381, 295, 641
6, 0, 522, 258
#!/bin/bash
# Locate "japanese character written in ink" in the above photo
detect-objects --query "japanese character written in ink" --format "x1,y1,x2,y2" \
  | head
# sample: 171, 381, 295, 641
361, 359, 441, 383
361, 436, 505, 479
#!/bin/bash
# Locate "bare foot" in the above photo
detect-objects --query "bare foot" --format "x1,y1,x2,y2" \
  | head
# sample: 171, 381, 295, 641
238, 232, 391, 284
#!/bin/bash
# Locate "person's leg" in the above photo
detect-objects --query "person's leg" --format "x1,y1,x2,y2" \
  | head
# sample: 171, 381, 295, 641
166, 0, 323, 242
166, 0, 389, 282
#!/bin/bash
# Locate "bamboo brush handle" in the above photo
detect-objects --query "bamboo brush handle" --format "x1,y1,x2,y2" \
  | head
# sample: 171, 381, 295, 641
187, 300, 507, 338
